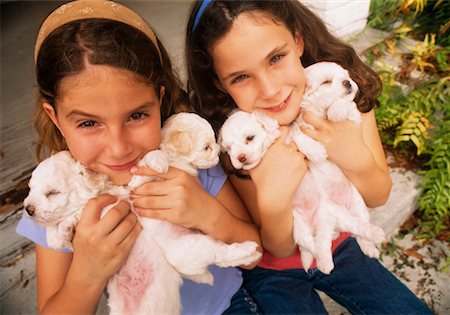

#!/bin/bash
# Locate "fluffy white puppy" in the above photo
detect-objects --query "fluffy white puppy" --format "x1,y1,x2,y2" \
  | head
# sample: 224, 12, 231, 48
23, 113, 261, 314
219, 62, 385, 274
219, 110, 281, 170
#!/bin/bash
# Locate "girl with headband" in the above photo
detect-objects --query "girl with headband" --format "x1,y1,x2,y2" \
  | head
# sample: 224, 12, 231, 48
186, 0, 433, 314
16, 1, 262, 313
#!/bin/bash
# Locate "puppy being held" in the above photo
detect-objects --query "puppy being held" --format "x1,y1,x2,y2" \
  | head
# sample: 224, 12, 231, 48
220, 62, 385, 274
24, 112, 261, 315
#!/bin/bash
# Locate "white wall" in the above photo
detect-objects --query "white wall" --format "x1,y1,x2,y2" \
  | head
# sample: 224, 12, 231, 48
302, 0, 371, 38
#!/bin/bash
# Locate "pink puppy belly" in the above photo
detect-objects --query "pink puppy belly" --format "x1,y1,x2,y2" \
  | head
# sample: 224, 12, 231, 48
328, 180, 352, 207
115, 248, 154, 314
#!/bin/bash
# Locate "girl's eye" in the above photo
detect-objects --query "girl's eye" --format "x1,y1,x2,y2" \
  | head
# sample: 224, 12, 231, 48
231, 74, 248, 85
78, 120, 97, 128
270, 54, 284, 65
129, 112, 148, 121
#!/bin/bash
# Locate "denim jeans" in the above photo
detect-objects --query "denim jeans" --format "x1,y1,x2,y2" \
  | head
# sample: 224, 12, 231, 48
241, 237, 433, 314
223, 286, 262, 314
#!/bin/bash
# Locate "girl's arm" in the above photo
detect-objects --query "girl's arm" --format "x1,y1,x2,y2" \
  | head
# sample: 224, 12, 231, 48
302, 109, 392, 207
231, 127, 308, 257
131, 167, 262, 269
37, 196, 141, 314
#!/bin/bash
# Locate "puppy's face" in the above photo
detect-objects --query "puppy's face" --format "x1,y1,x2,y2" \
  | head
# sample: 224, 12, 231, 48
303, 62, 358, 110
161, 113, 220, 169
219, 111, 280, 170
23, 151, 108, 225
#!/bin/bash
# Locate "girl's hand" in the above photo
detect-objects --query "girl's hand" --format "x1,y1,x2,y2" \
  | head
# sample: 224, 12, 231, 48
250, 126, 308, 214
69, 194, 141, 288
300, 110, 392, 207
130, 167, 213, 231
301, 111, 369, 173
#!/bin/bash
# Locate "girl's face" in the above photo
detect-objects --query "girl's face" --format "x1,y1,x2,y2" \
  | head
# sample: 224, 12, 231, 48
212, 12, 306, 126
44, 64, 164, 185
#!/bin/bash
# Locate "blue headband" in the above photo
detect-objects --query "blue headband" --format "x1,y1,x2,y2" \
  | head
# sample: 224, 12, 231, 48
193, 0, 213, 31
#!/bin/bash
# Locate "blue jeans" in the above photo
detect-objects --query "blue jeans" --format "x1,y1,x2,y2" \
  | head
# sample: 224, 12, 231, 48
241, 237, 433, 314
223, 286, 262, 314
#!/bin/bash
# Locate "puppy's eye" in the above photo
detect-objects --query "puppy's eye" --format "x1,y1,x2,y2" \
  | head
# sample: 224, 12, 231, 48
45, 190, 60, 198
246, 135, 255, 144
321, 80, 332, 85
204, 145, 211, 151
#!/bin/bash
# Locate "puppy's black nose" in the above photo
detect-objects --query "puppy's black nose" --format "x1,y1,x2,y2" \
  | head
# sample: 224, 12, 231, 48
25, 205, 35, 216
343, 80, 352, 93
238, 154, 247, 163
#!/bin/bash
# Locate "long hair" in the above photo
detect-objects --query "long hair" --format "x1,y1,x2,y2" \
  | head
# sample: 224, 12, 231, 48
186, 0, 381, 133
34, 19, 187, 160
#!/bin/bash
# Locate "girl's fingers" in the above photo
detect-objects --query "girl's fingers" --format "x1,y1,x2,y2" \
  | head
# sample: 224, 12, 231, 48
130, 165, 165, 177
302, 111, 327, 130
132, 194, 172, 211
130, 165, 185, 184
79, 194, 118, 224
131, 178, 170, 196
135, 208, 167, 220
96, 200, 133, 236
116, 219, 142, 255
277, 126, 290, 141
108, 211, 141, 246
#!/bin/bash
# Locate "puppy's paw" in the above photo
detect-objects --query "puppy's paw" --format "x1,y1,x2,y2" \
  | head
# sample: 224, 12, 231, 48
142, 150, 169, 173
215, 241, 261, 267
327, 102, 349, 122
328, 101, 361, 124
291, 132, 328, 162
300, 249, 314, 270
316, 258, 334, 275
307, 143, 328, 163
47, 237, 73, 250
357, 238, 380, 258
128, 175, 153, 189
369, 225, 386, 244
184, 271, 214, 285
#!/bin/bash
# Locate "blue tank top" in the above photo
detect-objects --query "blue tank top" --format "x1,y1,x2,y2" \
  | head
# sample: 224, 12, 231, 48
16, 164, 242, 315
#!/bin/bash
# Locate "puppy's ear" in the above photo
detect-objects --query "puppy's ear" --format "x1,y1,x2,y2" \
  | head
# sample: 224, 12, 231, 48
165, 130, 193, 156
254, 112, 279, 133
217, 131, 230, 153
253, 112, 281, 150
77, 164, 109, 192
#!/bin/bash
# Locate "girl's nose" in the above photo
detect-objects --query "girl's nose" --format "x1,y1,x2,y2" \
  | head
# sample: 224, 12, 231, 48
258, 72, 280, 99
108, 128, 132, 157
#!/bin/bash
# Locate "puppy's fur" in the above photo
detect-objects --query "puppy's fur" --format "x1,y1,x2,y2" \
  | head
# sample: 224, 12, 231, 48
24, 113, 261, 314
219, 62, 384, 274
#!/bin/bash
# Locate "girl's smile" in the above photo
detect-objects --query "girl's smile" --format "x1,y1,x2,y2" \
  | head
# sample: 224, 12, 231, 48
43, 64, 164, 185
264, 93, 291, 113
212, 11, 306, 126
105, 157, 141, 172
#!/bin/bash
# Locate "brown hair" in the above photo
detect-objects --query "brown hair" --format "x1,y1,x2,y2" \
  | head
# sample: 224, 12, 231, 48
186, 0, 382, 133
34, 19, 188, 160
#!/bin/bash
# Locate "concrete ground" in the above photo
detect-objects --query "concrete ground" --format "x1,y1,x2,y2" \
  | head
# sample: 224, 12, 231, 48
1, 1, 448, 314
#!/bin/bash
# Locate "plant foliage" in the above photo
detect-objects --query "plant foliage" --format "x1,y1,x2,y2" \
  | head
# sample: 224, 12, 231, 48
368, 0, 450, 238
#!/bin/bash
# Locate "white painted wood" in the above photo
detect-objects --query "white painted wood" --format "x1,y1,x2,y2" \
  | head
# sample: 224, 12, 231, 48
302, 0, 371, 38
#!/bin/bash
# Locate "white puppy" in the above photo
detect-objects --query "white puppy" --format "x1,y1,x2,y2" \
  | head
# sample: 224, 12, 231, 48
23, 113, 261, 314
219, 62, 384, 274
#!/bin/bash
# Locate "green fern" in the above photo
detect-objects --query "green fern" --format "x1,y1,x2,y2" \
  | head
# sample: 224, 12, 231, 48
376, 74, 449, 238
418, 123, 450, 235
394, 111, 430, 155
369, 0, 449, 239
